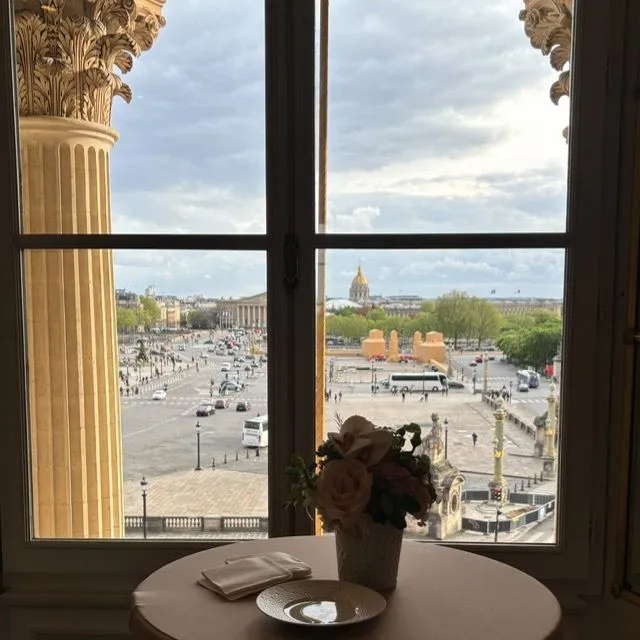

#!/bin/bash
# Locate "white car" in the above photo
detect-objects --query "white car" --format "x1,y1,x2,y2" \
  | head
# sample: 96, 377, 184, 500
221, 363, 231, 372
517, 383, 529, 393
152, 389, 167, 400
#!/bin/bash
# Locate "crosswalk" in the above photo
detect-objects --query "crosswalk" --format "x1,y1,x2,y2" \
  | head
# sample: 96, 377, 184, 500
510, 398, 546, 405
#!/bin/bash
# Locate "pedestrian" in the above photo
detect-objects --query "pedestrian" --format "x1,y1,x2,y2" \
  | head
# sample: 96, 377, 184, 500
334, 393, 338, 403
401, 391, 406, 403
338, 391, 342, 402
472, 432, 478, 447
425, 391, 429, 403
445, 385, 449, 397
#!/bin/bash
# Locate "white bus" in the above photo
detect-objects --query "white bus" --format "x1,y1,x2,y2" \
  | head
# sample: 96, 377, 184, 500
242, 415, 269, 448
384, 372, 448, 393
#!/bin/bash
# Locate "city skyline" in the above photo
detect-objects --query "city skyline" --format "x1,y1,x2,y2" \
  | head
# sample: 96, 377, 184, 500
109, 0, 569, 299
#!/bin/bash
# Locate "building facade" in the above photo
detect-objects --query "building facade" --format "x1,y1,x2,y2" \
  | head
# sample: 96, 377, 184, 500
349, 264, 370, 304
217, 292, 267, 329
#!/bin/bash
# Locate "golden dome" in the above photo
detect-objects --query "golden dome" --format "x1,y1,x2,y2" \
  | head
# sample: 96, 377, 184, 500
352, 264, 368, 286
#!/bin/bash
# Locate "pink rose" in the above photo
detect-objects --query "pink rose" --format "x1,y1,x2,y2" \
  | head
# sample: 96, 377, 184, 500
396, 476, 436, 519
315, 458, 372, 529
328, 415, 394, 467
372, 460, 411, 483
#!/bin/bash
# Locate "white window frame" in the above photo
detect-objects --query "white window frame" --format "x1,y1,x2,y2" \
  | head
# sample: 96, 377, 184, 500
0, 0, 629, 605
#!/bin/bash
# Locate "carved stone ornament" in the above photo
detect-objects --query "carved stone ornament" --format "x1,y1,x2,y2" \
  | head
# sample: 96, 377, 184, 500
519, 0, 573, 139
15, 0, 166, 126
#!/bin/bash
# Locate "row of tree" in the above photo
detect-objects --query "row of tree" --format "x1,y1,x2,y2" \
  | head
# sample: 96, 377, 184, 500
327, 291, 502, 348
116, 296, 162, 333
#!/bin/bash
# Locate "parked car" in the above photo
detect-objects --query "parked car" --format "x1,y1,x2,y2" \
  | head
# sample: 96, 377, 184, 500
518, 383, 530, 392
447, 380, 465, 389
152, 389, 167, 401
214, 398, 230, 409
236, 400, 251, 412
196, 403, 215, 417
221, 363, 231, 372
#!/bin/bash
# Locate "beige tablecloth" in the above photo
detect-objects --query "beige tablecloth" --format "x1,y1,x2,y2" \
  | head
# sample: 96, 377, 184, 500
131, 536, 562, 640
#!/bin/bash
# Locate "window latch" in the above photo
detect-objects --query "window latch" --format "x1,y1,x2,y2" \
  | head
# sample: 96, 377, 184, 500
283, 233, 299, 291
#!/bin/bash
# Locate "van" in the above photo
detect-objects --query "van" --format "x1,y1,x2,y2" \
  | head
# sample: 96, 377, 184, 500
242, 415, 269, 448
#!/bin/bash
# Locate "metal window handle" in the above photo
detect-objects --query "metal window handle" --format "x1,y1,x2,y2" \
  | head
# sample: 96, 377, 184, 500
283, 234, 299, 290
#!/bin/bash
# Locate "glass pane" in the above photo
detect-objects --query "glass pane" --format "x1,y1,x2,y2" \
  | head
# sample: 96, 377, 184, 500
316, 249, 564, 543
625, 343, 640, 594
23, 249, 268, 539
16, 2, 265, 234
316, 0, 571, 234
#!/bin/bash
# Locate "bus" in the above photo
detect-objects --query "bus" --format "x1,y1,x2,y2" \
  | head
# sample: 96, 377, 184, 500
517, 370, 540, 389
241, 415, 269, 448
383, 372, 448, 393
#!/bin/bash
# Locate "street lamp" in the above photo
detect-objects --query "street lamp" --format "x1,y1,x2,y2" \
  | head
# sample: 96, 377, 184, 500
444, 418, 449, 460
195, 421, 202, 471
140, 476, 148, 539
509, 380, 513, 401
494, 508, 502, 543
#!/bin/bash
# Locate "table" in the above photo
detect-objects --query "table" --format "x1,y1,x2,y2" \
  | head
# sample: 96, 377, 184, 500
130, 536, 562, 640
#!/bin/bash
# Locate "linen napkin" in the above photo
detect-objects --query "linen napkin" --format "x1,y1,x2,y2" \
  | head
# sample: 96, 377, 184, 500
225, 551, 312, 579
198, 556, 293, 601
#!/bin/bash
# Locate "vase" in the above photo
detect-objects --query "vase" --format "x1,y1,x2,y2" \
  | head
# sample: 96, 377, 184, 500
334, 520, 403, 591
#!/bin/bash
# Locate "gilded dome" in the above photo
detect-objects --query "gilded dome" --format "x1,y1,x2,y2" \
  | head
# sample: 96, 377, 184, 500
352, 264, 368, 286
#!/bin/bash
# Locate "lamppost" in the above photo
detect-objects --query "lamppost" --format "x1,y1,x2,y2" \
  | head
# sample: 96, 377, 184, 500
195, 421, 202, 471
444, 418, 449, 459
509, 380, 513, 401
140, 476, 148, 539
494, 507, 502, 543
472, 373, 477, 394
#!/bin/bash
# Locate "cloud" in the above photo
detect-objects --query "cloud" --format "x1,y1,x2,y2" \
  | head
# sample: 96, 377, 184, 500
107, 0, 569, 298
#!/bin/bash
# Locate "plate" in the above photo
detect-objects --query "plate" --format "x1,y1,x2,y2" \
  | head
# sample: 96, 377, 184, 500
256, 579, 386, 627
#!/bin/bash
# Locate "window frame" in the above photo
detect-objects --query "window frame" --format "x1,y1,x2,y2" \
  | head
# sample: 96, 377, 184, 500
0, 0, 625, 601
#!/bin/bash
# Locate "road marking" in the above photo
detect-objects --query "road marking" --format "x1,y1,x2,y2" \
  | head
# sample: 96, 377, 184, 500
123, 415, 178, 439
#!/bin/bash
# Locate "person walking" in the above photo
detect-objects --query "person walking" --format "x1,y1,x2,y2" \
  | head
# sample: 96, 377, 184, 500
401, 391, 406, 403
338, 391, 342, 402
472, 432, 478, 447
334, 393, 338, 404
425, 391, 429, 403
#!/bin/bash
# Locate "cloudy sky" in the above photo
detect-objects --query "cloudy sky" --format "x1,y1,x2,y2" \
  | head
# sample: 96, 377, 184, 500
111, 0, 569, 300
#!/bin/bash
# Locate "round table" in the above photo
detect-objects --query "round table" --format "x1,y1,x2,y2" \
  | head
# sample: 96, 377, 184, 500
130, 536, 562, 640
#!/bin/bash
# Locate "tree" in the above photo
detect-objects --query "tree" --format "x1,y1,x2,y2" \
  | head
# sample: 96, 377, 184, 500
468, 298, 502, 347
116, 307, 137, 334
138, 296, 161, 330
187, 308, 217, 330
433, 291, 473, 349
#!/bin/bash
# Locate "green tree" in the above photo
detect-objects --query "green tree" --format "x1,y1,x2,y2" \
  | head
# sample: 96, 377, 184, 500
138, 296, 161, 330
468, 298, 502, 347
434, 291, 473, 349
187, 309, 217, 330
116, 307, 137, 334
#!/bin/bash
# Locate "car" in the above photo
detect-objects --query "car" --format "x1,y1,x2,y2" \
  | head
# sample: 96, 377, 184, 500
475, 356, 483, 363
244, 365, 252, 372
152, 389, 167, 400
221, 381, 245, 392
236, 400, 251, 412
221, 363, 231, 372
196, 403, 215, 417
488, 355, 496, 361
260, 355, 267, 362
214, 398, 230, 409
178, 345, 186, 351
246, 354, 255, 360
233, 362, 241, 368
227, 349, 235, 356
469, 361, 478, 367
216, 350, 226, 356
518, 383, 530, 392
251, 361, 259, 368
237, 356, 245, 363
447, 380, 465, 389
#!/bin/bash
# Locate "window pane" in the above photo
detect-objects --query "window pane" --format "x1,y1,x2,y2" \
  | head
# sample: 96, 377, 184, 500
625, 348, 640, 594
23, 249, 268, 539
317, 249, 564, 543
16, 2, 265, 234
316, 0, 570, 234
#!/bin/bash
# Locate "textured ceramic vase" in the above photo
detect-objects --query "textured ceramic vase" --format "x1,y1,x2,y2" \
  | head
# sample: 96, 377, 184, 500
335, 520, 403, 591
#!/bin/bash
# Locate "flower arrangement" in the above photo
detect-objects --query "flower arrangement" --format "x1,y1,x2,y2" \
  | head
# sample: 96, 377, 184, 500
286, 415, 438, 534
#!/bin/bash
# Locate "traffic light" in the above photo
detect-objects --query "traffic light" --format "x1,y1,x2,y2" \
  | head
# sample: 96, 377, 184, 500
491, 487, 503, 502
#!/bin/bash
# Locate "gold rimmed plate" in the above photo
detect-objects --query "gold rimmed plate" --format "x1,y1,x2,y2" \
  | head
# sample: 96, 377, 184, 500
256, 579, 387, 627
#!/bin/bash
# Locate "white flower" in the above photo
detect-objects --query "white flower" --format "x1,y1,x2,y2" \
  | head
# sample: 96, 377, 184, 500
327, 415, 394, 467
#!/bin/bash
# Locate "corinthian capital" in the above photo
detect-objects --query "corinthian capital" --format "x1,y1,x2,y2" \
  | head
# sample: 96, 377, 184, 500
15, 0, 166, 126
519, 0, 573, 139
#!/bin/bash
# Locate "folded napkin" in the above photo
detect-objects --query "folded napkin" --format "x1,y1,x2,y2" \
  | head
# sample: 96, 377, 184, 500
198, 553, 311, 601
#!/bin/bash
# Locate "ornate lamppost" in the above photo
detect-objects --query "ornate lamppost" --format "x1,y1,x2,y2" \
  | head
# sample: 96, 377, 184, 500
444, 418, 449, 459
140, 476, 148, 540
195, 421, 202, 471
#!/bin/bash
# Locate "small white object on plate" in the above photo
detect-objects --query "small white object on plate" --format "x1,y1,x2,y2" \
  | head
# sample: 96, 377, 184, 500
256, 579, 386, 627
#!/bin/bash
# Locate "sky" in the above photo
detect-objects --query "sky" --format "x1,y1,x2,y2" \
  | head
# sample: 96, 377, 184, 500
110, 0, 570, 300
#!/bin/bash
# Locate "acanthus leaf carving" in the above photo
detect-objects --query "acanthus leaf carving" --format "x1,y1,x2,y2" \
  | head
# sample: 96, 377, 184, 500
519, 0, 573, 139
15, 0, 165, 126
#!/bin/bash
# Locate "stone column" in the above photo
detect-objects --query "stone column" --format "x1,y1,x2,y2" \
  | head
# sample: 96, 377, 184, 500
543, 383, 558, 479
15, 0, 166, 538
488, 398, 508, 504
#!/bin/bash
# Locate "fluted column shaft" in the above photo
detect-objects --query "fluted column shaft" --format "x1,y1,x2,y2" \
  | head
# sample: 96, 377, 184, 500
21, 118, 122, 538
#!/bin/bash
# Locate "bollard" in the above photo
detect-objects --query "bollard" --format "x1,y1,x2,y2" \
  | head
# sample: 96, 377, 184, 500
540, 471, 544, 482
256, 447, 260, 457
235, 451, 239, 462
527, 477, 531, 488
246, 448, 250, 459
533, 475, 538, 484
224, 453, 227, 464
211, 456, 215, 470
521, 481, 525, 491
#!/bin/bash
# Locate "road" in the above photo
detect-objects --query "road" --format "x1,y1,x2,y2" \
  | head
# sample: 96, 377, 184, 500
121, 334, 268, 482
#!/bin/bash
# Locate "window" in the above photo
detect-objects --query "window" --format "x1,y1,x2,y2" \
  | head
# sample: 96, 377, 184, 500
0, 0, 626, 601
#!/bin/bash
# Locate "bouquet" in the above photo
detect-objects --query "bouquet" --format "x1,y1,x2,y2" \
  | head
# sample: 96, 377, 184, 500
286, 415, 438, 534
